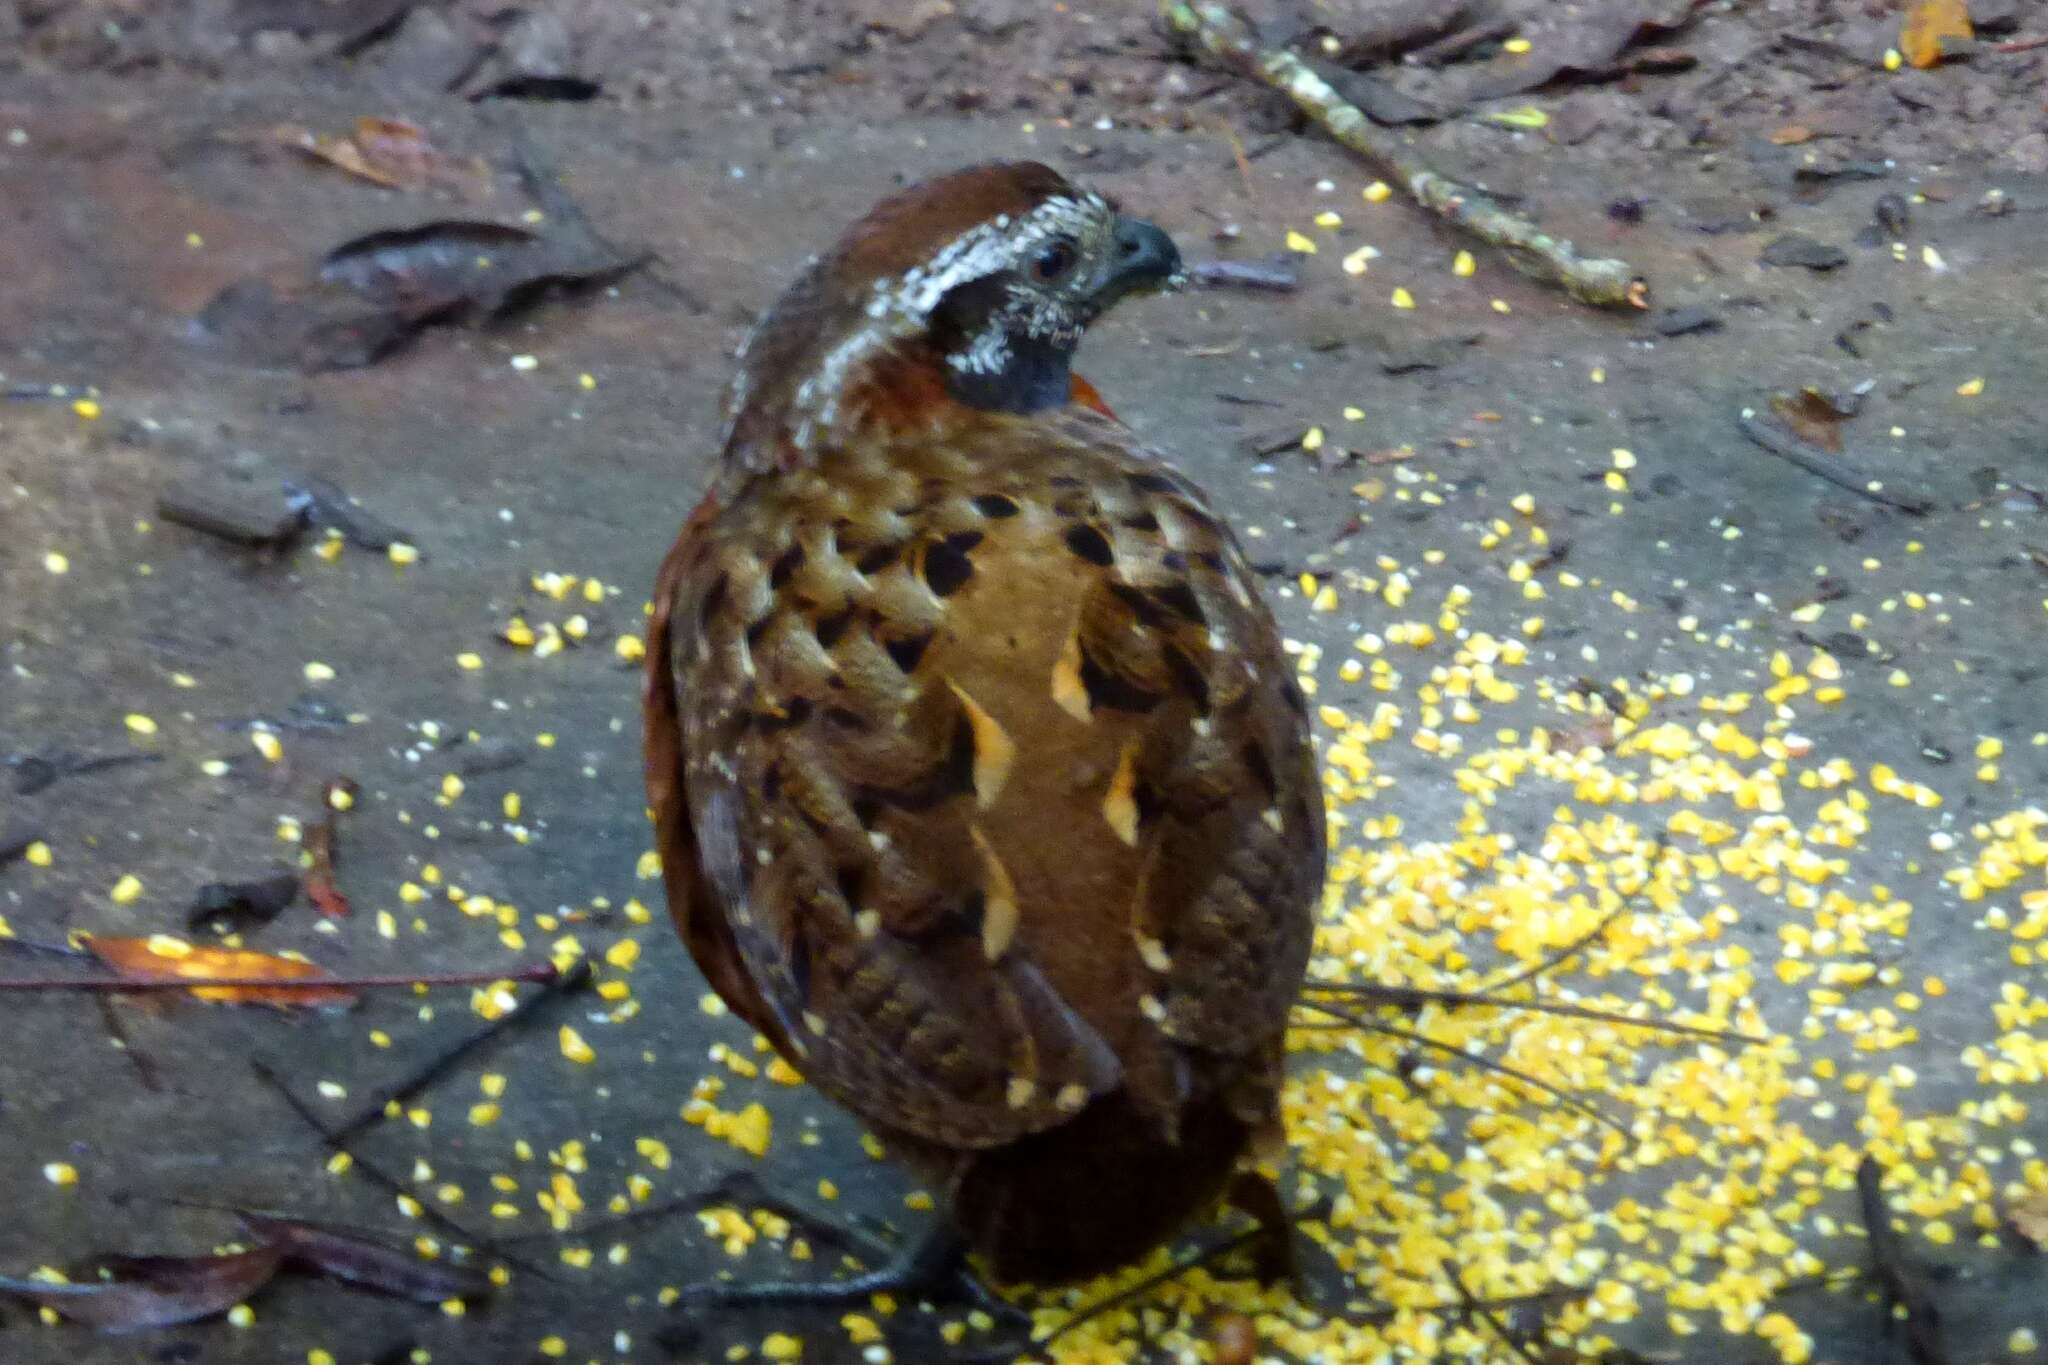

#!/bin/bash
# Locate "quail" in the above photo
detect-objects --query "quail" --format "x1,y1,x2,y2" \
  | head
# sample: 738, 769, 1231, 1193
643, 162, 1325, 1297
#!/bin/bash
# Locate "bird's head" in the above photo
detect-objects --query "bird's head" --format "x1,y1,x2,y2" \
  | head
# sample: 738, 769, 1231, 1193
722, 162, 1183, 467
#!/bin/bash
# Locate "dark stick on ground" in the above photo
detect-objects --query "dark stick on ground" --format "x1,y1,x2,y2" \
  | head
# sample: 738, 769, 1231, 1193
1441, 1262, 1548, 1365
1302, 979, 1766, 1044
1737, 410, 1936, 515
328, 958, 593, 1145
1159, 0, 1649, 309
1477, 832, 1671, 996
1187, 256, 1302, 291
0, 962, 561, 994
248, 1058, 558, 1283
1858, 1153, 1953, 1365
94, 994, 164, 1092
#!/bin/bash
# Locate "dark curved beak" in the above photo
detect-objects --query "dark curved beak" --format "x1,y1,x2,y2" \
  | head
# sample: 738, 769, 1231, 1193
1099, 215, 1184, 304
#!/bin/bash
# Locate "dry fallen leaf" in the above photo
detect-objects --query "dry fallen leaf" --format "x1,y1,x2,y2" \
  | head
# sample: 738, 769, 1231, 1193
1769, 124, 1814, 146
242, 1215, 492, 1302
262, 117, 491, 196
1901, 0, 1972, 68
198, 216, 643, 372
85, 935, 359, 1007
1770, 388, 1853, 454
0, 1245, 283, 1332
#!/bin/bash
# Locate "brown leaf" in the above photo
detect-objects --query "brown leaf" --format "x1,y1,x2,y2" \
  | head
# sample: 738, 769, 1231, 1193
1769, 387, 1856, 454
84, 936, 359, 1007
0, 1245, 283, 1332
265, 117, 490, 196
1469, 0, 1707, 96
242, 1215, 491, 1302
1769, 124, 1814, 145
1901, 0, 1972, 67
197, 217, 641, 371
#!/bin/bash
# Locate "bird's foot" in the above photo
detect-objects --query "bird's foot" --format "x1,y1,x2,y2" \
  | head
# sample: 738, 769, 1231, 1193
657, 1225, 1031, 1355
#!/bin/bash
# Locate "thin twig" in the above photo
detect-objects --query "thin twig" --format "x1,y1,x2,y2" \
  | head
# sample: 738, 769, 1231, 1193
1159, 0, 1649, 309
967, 1226, 1269, 1363
1441, 1262, 1547, 1364
327, 960, 592, 1143
1188, 256, 1302, 291
95, 995, 164, 1092
1737, 410, 1935, 515
1300, 998, 1630, 1137
1407, 18, 1516, 67
0, 962, 560, 994
248, 1058, 555, 1282
1475, 833, 1669, 997
1301, 980, 1767, 1044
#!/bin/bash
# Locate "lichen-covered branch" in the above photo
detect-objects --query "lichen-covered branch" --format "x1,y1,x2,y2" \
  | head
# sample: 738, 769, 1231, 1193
1160, 0, 1650, 311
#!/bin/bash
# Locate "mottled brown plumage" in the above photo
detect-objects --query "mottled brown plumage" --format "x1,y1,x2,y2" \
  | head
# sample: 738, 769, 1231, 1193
643, 162, 1324, 1289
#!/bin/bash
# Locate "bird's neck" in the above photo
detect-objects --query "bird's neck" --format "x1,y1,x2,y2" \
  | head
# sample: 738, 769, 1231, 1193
722, 336, 1111, 477
941, 330, 1073, 415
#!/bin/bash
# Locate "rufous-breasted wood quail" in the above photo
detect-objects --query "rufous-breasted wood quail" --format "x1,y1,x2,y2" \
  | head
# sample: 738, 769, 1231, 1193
643, 161, 1325, 1299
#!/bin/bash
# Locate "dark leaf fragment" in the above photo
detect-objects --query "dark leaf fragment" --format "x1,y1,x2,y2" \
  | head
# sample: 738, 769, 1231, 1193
243, 1215, 492, 1303
1647, 305, 1720, 336
188, 872, 302, 935
1379, 333, 1482, 374
473, 75, 602, 102
233, 0, 412, 48
157, 481, 307, 549
282, 475, 411, 550
1758, 233, 1848, 270
197, 211, 643, 371
1466, 0, 1707, 96
1768, 388, 1859, 453
0, 1244, 283, 1332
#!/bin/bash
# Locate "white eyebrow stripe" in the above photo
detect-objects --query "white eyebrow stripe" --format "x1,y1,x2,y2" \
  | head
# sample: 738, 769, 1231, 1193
726, 190, 1112, 454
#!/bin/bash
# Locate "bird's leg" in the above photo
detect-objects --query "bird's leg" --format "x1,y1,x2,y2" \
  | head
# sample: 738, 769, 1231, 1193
1224, 1171, 1341, 1309
676, 1222, 1024, 1323
684, 1219, 978, 1309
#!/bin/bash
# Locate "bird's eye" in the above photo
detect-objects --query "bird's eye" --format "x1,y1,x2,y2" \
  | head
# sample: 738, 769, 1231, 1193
1031, 237, 1078, 282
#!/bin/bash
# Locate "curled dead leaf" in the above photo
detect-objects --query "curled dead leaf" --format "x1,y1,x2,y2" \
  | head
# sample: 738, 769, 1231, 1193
84, 935, 359, 1008
263, 117, 491, 196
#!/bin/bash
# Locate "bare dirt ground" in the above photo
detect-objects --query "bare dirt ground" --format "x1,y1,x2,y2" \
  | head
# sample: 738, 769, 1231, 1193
3, 2, 2047, 1363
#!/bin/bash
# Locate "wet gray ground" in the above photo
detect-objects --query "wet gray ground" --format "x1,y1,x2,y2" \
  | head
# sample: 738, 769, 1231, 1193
4, 5, 2048, 1363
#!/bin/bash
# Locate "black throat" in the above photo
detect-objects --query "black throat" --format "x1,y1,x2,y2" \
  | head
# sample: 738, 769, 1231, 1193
943, 331, 1074, 414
